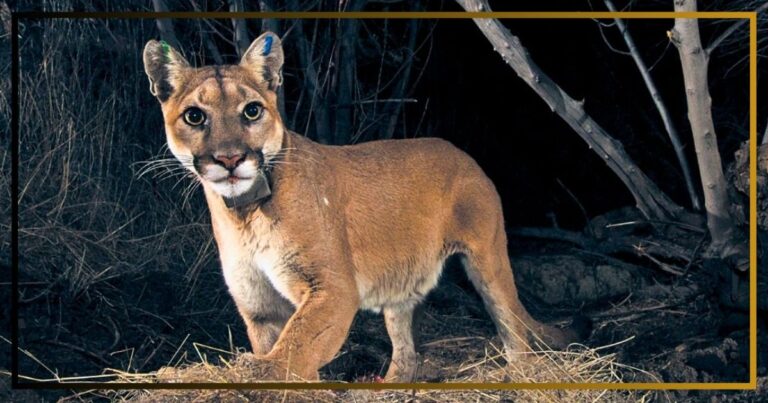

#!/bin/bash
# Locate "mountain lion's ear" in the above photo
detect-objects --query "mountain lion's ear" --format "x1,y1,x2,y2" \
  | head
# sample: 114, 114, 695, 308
143, 40, 190, 102
240, 32, 284, 91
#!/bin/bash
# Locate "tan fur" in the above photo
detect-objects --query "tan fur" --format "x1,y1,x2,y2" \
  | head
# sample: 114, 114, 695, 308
144, 32, 581, 381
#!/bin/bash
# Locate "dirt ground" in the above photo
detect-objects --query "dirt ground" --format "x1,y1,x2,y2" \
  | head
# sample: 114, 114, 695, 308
2, 232, 766, 402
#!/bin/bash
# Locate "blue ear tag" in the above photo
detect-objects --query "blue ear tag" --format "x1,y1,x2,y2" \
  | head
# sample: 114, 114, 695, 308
263, 36, 273, 56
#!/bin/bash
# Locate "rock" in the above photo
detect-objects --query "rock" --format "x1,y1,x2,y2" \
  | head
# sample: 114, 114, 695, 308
725, 141, 768, 311
727, 141, 767, 230
512, 254, 650, 307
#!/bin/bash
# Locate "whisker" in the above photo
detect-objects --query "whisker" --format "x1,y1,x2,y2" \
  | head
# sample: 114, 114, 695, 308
270, 147, 321, 159
181, 178, 202, 208
133, 152, 196, 182
154, 170, 187, 181
171, 174, 193, 191
267, 150, 320, 165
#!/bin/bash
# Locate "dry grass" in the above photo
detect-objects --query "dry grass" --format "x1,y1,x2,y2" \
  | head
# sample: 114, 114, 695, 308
3, 333, 661, 402
8, 15, 213, 300
0, 9, 232, 382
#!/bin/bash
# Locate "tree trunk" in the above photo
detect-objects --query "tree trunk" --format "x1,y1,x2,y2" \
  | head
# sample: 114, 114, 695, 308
151, 0, 181, 51
382, 17, 420, 139
228, 0, 250, 58
671, 0, 745, 266
290, 13, 332, 143
258, 0, 285, 120
332, 0, 367, 144
455, 0, 683, 221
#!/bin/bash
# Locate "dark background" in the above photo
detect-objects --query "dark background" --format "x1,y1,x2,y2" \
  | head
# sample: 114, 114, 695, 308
0, 0, 764, 397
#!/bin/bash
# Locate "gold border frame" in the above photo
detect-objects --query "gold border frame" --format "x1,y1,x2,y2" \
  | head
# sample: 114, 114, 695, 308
9, 10, 759, 391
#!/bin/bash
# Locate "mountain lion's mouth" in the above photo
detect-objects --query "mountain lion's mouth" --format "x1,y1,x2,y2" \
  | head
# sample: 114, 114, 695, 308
220, 170, 272, 209
212, 175, 253, 185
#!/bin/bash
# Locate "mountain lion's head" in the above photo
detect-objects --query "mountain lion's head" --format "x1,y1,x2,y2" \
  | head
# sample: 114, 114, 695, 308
143, 32, 284, 202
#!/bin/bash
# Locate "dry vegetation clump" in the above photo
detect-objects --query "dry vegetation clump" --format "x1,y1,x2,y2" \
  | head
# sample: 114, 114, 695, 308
0, 11, 230, 381
0, 1, 11, 269
8, 17, 212, 301
65, 338, 657, 402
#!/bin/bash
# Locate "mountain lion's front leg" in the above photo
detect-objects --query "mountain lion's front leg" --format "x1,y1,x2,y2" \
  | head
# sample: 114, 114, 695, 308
226, 262, 294, 356
263, 265, 360, 381
236, 301, 292, 356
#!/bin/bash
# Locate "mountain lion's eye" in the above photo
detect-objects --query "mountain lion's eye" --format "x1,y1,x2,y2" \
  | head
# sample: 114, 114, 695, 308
183, 107, 206, 126
243, 102, 263, 121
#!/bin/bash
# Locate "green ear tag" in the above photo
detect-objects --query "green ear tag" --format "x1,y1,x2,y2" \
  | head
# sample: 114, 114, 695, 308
160, 40, 171, 62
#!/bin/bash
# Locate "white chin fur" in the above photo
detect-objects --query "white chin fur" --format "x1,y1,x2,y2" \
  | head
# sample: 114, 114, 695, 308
208, 178, 256, 198
201, 161, 259, 198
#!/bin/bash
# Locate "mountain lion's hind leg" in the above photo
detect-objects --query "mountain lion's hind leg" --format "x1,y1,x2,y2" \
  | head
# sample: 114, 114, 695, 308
460, 250, 532, 358
383, 303, 418, 382
452, 178, 581, 362
460, 231, 578, 360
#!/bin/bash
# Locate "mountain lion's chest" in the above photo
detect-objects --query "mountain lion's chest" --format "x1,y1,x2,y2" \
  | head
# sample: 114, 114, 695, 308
217, 215, 300, 307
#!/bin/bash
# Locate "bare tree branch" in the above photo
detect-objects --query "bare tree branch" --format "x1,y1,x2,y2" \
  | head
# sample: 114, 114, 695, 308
455, 0, 684, 221
604, 0, 701, 211
151, 0, 181, 50
228, 0, 250, 58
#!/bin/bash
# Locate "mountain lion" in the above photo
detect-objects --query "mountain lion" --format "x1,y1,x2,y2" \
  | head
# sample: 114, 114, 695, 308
143, 32, 588, 382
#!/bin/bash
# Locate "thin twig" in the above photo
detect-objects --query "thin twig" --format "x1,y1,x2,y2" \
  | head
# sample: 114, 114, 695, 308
353, 98, 418, 105
682, 233, 708, 274
705, 1, 768, 55
604, 0, 701, 211
556, 178, 591, 228
605, 219, 705, 233
507, 226, 588, 247
38, 340, 111, 366
634, 244, 684, 276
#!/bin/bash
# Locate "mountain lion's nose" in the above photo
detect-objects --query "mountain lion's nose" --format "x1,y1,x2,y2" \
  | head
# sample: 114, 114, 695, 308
213, 153, 245, 170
